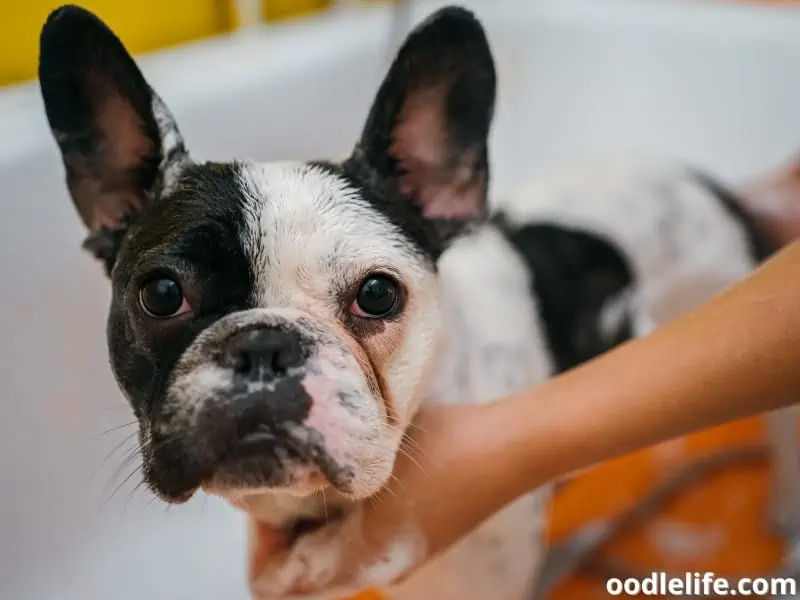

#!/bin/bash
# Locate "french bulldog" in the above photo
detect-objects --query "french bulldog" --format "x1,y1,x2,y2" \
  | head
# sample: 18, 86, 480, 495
38, 4, 799, 599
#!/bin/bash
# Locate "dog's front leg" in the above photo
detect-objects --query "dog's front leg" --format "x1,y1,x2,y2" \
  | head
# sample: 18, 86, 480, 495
247, 505, 427, 600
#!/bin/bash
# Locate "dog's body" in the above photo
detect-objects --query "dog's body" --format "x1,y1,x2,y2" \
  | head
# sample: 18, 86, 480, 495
38, 5, 796, 600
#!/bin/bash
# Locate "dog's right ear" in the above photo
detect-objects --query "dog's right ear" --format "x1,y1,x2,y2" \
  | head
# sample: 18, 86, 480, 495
38, 5, 188, 275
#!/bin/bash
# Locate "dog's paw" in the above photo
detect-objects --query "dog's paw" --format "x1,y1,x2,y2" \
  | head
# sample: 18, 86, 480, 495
249, 508, 424, 599
250, 513, 361, 599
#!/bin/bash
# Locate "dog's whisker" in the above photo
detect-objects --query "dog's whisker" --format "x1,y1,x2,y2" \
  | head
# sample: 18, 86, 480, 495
122, 479, 148, 515
92, 421, 137, 438
102, 442, 146, 501
98, 430, 139, 466
104, 463, 143, 506
397, 446, 429, 478
385, 422, 427, 456
403, 420, 429, 436
399, 432, 428, 460
379, 425, 430, 477
145, 431, 184, 455
367, 493, 383, 510
383, 473, 403, 498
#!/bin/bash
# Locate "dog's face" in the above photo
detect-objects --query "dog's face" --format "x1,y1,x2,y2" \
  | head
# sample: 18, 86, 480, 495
38, 5, 495, 506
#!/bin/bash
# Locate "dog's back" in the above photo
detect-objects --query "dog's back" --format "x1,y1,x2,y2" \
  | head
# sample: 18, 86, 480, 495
498, 159, 768, 333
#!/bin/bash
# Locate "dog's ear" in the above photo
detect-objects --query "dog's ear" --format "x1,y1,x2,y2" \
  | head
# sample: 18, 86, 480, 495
353, 6, 496, 225
38, 5, 189, 275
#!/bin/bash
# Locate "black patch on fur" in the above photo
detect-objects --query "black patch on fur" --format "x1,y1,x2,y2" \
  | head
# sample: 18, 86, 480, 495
148, 364, 324, 501
149, 373, 314, 501
690, 170, 776, 262
495, 216, 635, 373
108, 162, 255, 418
82, 216, 136, 277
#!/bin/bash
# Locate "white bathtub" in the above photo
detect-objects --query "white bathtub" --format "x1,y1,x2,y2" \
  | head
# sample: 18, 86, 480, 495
2, 1, 800, 598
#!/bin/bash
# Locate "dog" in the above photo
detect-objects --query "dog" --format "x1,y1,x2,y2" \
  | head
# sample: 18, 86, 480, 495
38, 5, 799, 599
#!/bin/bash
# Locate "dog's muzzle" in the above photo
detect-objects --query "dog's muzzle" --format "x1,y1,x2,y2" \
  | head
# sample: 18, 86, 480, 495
144, 323, 349, 503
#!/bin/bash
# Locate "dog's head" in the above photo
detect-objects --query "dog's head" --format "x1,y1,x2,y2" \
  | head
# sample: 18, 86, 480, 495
39, 5, 495, 505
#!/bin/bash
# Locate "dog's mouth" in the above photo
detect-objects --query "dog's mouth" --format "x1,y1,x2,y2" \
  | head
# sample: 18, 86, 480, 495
150, 423, 354, 505
212, 423, 354, 491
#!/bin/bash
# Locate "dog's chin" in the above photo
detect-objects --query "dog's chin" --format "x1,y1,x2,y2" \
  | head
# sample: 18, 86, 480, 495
146, 425, 360, 505
149, 461, 339, 506
205, 452, 351, 498
154, 459, 393, 513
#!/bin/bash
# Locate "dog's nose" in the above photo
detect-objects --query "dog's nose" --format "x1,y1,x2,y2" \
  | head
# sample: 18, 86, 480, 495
222, 328, 304, 378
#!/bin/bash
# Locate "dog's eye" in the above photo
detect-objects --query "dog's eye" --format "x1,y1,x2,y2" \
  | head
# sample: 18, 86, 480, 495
139, 278, 189, 318
351, 275, 400, 319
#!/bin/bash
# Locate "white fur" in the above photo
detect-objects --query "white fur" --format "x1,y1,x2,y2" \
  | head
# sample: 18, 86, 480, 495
151, 93, 188, 195
429, 224, 554, 405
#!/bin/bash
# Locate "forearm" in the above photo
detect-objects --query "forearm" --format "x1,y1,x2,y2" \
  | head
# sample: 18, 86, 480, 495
418, 241, 800, 558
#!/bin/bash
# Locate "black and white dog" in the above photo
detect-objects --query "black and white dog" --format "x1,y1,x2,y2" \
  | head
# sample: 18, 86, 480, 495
38, 5, 798, 599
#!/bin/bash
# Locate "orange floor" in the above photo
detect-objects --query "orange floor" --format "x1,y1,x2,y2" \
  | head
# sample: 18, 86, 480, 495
549, 416, 790, 599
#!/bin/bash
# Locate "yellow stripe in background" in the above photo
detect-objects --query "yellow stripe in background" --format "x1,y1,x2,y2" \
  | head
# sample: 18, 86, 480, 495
0, 0, 393, 87
0, 0, 237, 87
263, 0, 332, 22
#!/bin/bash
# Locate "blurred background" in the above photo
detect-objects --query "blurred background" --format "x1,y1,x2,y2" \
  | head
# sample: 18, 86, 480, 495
2, 0, 800, 598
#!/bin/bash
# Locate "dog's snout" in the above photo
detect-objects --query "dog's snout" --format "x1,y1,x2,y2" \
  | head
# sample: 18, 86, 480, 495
222, 328, 304, 377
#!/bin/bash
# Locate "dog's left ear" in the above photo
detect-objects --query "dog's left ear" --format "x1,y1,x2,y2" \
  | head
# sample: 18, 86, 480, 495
352, 6, 496, 224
